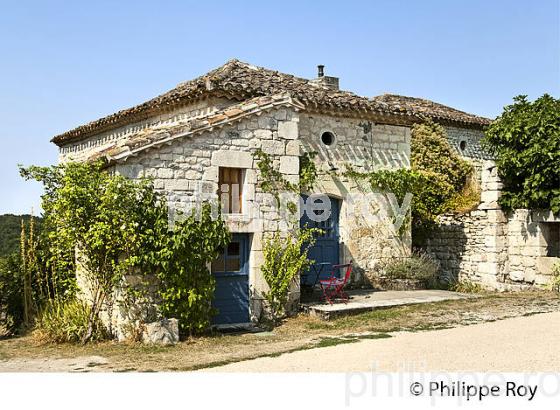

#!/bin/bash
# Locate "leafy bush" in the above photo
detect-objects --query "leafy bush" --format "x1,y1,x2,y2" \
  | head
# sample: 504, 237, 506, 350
548, 263, 560, 292
449, 279, 485, 294
382, 252, 439, 284
262, 229, 318, 321
35, 299, 107, 343
156, 204, 230, 336
21, 162, 231, 341
483, 94, 560, 214
411, 120, 473, 192
0, 254, 24, 335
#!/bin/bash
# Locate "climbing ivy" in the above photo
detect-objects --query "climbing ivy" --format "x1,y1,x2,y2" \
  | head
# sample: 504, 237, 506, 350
345, 119, 476, 232
252, 148, 318, 201
155, 204, 230, 336
261, 228, 318, 321
298, 151, 318, 193
252, 147, 320, 322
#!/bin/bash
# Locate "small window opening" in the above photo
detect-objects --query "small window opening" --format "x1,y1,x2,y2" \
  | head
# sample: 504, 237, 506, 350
321, 131, 335, 146
218, 167, 244, 214
543, 223, 560, 257
459, 140, 467, 151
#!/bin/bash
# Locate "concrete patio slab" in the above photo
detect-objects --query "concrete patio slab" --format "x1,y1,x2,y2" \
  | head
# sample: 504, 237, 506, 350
302, 289, 479, 320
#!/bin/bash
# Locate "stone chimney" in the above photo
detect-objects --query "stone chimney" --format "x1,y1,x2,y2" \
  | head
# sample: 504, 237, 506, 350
311, 64, 339, 90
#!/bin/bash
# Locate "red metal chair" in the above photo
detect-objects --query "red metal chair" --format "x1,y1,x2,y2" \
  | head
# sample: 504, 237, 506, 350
319, 261, 353, 304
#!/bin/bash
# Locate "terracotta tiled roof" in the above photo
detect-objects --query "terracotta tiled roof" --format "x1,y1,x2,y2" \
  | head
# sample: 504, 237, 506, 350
371, 94, 491, 128
52, 59, 490, 145
88, 94, 302, 163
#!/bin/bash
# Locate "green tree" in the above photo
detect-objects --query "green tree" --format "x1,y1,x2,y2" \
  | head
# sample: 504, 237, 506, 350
21, 162, 229, 341
483, 94, 560, 214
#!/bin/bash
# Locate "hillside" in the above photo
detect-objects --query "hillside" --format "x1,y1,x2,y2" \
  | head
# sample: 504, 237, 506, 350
0, 214, 41, 258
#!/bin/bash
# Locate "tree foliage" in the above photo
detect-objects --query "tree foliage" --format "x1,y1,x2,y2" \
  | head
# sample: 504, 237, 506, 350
0, 214, 41, 258
156, 204, 230, 336
0, 253, 24, 334
20, 162, 229, 341
483, 94, 560, 214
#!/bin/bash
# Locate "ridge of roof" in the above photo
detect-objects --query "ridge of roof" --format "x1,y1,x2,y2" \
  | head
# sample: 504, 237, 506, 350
371, 93, 491, 128
52, 59, 491, 146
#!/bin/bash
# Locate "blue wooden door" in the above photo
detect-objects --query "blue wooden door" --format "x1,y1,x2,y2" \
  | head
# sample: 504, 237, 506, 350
300, 196, 340, 285
211, 234, 250, 325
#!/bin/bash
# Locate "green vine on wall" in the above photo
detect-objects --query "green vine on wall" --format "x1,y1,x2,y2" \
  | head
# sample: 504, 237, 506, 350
252, 148, 318, 211
253, 147, 320, 324
261, 228, 319, 321
344, 120, 477, 237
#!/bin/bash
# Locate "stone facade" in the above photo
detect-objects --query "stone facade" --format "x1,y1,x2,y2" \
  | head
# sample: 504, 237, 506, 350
59, 98, 234, 163
444, 126, 489, 179
299, 114, 411, 284
60, 97, 415, 323
53, 60, 501, 330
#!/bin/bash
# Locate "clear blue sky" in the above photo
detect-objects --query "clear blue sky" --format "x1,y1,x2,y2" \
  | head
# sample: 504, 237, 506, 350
0, 0, 558, 214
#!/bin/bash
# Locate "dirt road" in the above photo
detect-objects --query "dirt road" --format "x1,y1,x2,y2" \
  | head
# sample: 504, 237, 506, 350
205, 312, 560, 372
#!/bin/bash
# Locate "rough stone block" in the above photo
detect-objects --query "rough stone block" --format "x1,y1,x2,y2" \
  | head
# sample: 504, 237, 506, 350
277, 121, 298, 140
202, 166, 218, 182
536, 256, 560, 275
481, 190, 501, 204
142, 318, 179, 345
286, 140, 300, 156
254, 129, 273, 140
279, 156, 299, 175
261, 140, 285, 155
157, 168, 174, 179
211, 150, 253, 168
165, 179, 193, 191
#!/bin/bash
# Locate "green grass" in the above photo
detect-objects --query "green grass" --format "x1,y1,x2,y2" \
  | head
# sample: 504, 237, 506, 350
356, 333, 392, 340
184, 333, 393, 370
314, 337, 358, 348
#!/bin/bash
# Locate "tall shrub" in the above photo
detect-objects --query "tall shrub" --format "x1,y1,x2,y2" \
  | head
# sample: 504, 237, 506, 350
483, 94, 560, 214
21, 162, 229, 341
155, 204, 230, 336
261, 229, 317, 321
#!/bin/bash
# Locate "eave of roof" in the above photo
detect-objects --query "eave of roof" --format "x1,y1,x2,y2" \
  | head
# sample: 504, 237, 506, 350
52, 59, 491, 146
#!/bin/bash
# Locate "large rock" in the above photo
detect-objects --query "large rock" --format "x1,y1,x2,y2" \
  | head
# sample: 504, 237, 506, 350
142, 319, 179, 345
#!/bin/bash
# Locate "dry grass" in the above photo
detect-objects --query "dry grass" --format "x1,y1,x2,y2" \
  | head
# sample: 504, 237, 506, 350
448, 174, 482, 215
0, 291, 558, 372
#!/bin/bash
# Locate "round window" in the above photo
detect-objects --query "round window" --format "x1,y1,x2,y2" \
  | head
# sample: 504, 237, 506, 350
321, 131, 335, 146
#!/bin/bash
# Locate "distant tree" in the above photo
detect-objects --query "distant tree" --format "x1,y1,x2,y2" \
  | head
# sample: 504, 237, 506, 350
0, 214, 41, 258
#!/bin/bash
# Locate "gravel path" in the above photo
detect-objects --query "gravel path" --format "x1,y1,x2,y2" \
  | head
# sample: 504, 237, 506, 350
0, 355, 108, 372
205, 312, 560, 372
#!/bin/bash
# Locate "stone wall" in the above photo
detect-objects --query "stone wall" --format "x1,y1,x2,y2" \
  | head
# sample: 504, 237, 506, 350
113, 106, 302, 321
444, 126, 490, 179
299, 114, 412, 284
420, 160, 560, 290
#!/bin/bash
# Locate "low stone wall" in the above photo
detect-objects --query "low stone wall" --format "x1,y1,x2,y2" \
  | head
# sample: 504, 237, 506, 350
420, 161, 560, 290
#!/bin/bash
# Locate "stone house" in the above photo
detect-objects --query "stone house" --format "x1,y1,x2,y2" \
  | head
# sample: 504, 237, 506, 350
51, 59, 492, 326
